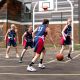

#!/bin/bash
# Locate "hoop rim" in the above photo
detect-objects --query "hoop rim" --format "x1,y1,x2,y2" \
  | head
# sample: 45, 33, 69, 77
42, 6, 48, 11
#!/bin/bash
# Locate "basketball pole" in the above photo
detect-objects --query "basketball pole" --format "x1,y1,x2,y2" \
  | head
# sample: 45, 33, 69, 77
67, 0, 74, 51
55, 0, 57, 11
32, 2, 38, 31
33, 0, 74, 51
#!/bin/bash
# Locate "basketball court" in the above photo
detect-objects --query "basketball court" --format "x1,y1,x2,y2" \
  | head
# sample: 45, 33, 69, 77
0, 47, 80, 80
0, 0, 79, 80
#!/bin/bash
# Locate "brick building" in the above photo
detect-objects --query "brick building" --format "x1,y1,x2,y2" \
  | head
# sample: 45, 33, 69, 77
0, 0, 79, 46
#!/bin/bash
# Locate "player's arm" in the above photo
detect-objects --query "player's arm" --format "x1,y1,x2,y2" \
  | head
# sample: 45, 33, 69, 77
46, 28, 56, 48
62, 24, 68, 40
4, 29, 10, 41
15, 29, 19, 43
46, 27, 54, 44
32, 27, 38, 38
22, 32, 27, 45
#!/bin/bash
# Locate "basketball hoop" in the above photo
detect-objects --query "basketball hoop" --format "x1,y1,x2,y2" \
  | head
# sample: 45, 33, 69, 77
43, 6, 48, 11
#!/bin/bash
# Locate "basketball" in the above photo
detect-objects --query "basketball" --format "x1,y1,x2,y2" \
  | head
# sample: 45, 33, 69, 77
56, 53, 64, 61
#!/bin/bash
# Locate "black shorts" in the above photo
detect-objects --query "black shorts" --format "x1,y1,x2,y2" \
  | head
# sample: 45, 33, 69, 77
64, 36, 71, 45
7, 39, 17, 47
24, 42, 34, 49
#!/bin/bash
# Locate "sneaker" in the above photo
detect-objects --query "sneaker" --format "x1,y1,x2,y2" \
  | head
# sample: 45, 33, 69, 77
68, 54, 72, 59
5, 54, 9, 58
27, 65, 36, 72
38, 63, 45, 69
16, 54, 19, 58
19, 60, 23, 63
19, 57, 23, 63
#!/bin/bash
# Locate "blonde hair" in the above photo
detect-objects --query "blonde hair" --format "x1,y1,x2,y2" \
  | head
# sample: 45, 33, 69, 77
67, 17, 72, 25
11, 24, 16, 28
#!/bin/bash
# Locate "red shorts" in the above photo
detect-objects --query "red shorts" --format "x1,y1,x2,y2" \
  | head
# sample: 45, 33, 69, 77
34, 37, 44, 54
60, 36, 71, 45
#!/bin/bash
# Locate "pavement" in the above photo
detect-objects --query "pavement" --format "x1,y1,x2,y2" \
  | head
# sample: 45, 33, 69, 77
0, 47, 80, 80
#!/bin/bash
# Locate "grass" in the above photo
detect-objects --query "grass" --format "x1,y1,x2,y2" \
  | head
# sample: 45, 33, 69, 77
74, 44, 80, 50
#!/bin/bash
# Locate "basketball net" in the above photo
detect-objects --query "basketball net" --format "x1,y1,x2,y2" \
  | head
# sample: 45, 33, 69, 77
43, 5, 48, 11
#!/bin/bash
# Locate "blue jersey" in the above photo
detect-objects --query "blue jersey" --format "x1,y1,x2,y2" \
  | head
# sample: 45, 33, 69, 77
8, 30, 16, 40
64, 25, 72, 36
35, 24, 47, 37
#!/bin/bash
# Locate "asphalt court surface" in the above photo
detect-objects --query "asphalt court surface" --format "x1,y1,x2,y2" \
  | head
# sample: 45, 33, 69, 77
0, 48, 80, 80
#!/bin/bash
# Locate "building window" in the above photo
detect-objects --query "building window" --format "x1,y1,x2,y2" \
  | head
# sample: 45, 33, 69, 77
24, 2, 32, 13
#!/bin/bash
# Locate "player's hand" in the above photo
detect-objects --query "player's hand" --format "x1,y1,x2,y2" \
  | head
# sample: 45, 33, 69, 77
17, 41, 19, 44
63, 37, 66, 41
54, 44, 56, 48
22, 42, 23, 45
70, 37, 73, 40
4, 38, 6, 41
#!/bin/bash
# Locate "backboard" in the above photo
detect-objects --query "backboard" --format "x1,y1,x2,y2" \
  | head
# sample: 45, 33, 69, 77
39, 0, 54, 11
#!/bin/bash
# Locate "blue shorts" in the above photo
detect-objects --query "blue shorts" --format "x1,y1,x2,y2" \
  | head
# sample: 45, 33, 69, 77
7, 39, 17, 47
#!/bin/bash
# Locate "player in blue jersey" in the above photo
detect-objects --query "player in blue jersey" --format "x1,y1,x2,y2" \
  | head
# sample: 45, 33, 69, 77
5, 24, 19, 58
19, 26, 33, 63
60, 18, 72, 59
27, 19, 54, 72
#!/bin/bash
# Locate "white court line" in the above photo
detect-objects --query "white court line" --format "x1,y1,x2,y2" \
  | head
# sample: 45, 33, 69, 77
0, 57, 32, 61
0, 59, 57, 68
44, 52, 75, 64
0, 65, 27, 68
0, 54, 69, 68
64, 54, 80, 63
0, 73, 80, 76
0, 51, 78, 68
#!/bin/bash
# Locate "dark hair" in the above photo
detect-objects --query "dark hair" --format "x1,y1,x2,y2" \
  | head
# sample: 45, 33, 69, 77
42, 19, 49, 24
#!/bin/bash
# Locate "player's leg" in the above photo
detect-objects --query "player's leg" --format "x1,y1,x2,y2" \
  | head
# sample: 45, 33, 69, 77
14, 46, 19, 58
27, 53, 40, 72
27, 38, 44, 72
5, 39, 11, 58
67, 44, 72, 59
19, 49, 27, 63
60, 45, 65, 54
13, 40, 19, 58
60, 36, 65, 54
38, 47, 46, 68
29, 42, 34, 57
66, 36, 72, 59
5, 46, 11, 58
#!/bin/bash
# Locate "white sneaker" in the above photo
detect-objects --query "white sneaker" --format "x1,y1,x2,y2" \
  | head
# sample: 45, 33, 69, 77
38, 63, 45, 69
5, 54, 9, 58
27, 65, 36, 72
16, 54, 19, 58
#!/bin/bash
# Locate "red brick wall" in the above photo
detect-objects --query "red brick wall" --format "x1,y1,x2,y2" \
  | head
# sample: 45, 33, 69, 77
2, 22, 80, 45
35, 24, 79, 45
3, 22, 25, 43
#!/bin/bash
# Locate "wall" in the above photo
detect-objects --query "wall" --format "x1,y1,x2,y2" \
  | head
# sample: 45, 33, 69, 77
2, 22, 26, 44
2, 23, 79, 44
35, 23, 79, 46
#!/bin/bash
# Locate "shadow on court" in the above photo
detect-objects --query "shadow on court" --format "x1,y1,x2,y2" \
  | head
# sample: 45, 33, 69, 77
0, 47, 80, 80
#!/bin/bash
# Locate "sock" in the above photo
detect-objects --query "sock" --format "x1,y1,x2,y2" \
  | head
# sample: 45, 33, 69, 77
20, 57, 22, 61
20, 52, 25, 61
40, 59, 43, 64
29, 62, 34, 66
68, 53, 70, 56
